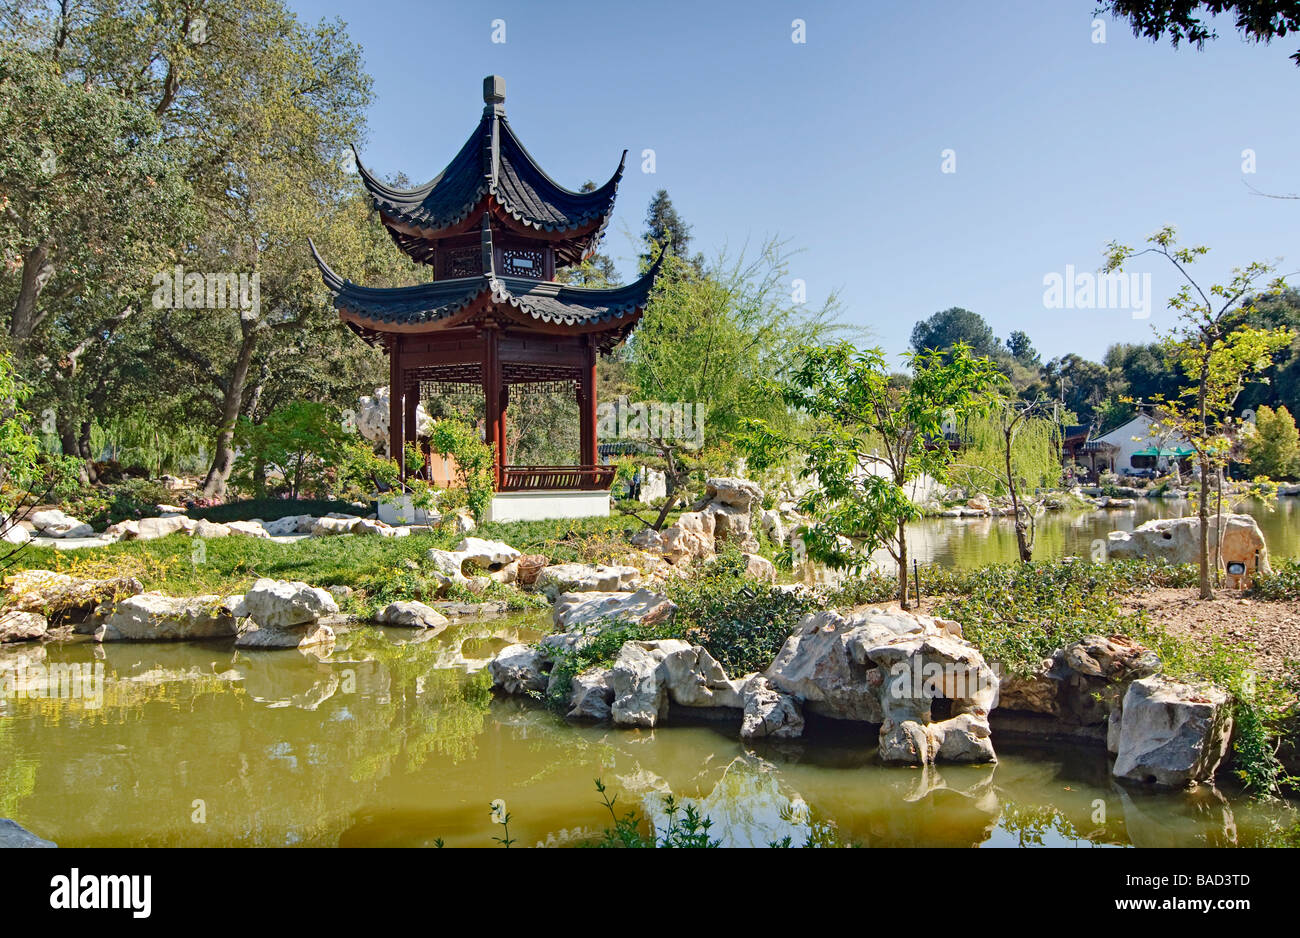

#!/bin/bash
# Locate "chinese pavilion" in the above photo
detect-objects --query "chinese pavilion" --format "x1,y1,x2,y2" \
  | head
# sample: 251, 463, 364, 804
310, 75, 661, 521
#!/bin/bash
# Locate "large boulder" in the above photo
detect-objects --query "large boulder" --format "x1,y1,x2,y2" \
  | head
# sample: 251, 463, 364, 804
234, 577, 339, 648
660, 511, 715, 564
2, 570, 143, 620
191, 519, 230, 539
29, 508, 93, 539
701, 477, 762, 552
357, 386, 432, 453
534, 563, 640, 599
551, 589, 676, 631
997, 634, 1160, 727
261, 514, 315, 536
226, 520, 271, 539
659, 644, 746, 709
562, 668, 615, 721
455, 537, 520, 570
766, 606, 998, 764
310, 516, 359, 536
234, 621, 335, 650
242, 578, 338, 630
0, 818, 56, 848
134, 515, 191, 540
1, 518, 31, 545
1111, 676, 1233, 788
376, 600, 450, 630
0, 610, 47, 643
94, 593, 238, 642
609, 639, 694, 727
1106, 514, 1270, 577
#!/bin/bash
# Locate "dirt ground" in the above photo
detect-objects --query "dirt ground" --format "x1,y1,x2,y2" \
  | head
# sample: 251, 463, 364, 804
1122, 588, 1300, 684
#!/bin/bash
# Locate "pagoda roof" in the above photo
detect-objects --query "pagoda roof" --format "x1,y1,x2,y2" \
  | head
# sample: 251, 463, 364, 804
354, 77, 625, 252
309, 239, 662, 345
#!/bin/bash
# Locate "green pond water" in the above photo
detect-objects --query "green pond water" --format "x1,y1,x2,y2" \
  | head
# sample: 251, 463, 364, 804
2, 611, 1296, 848
883, 496, 1300, 569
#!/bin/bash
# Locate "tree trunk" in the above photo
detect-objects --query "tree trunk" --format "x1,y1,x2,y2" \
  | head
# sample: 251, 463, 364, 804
1198, 458, 1212, 599
10, 243, 54, 352
201, 330, 258, 499
897, 520, 910, 610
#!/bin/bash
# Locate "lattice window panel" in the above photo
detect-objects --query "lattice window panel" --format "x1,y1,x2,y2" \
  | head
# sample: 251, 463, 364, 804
501, 248, 544, 278
443, 246, 481, 279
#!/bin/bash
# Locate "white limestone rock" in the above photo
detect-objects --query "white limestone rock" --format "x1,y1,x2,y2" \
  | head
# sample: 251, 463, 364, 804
377, 600, 450, 630
1112, 676, 1233, 788
242, 578, 338, 630
94, 593, 238, 642
534, 563, 641, 599
0, 610, 48, 643
30, 508, 93, 539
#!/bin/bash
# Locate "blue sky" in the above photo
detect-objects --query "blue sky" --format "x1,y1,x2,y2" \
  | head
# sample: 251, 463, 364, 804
290, 0, 1300, 363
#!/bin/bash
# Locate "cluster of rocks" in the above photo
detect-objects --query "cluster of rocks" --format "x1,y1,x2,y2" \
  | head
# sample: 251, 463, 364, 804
490, 604, 1001, 763
630, 477, 777, 581
997, 634, 1234, 788
19, 503, 452, 545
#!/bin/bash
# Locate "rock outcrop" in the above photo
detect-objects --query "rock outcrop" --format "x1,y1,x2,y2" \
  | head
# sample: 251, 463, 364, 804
997, 634, 1160, 728
551, 589, 676, 631
29, 508, 93, 539
1106, 514, 1270, 584
2, 570, 143, 621
534, 563, 640, 599
94, 593, 239, 642
766, 607, 998, 764
740, 675, 804, 739
1111, 676, 1234, 788
0, 610, 47, 643
234, 578, 338, 649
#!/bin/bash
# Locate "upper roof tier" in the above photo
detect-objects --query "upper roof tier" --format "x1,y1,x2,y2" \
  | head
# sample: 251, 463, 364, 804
355, 75, 625, 265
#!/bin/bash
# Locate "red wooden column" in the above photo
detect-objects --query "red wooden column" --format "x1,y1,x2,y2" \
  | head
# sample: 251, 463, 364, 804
403, 382, 419, 478
388, 335, 405, 477
482, 323, 503, 489
579, 337, 598, 469
498, 382, 510, 471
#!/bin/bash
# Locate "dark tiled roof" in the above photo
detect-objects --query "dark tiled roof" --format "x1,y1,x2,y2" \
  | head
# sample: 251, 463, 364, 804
309, 239, 662, 332
354, 113, 624, 235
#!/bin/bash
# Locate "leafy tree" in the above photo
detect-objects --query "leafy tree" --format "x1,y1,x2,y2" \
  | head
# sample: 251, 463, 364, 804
1096, 1, 1300, 66
232, 400, 348, 498
1243, 404, 1300, 480
626, 239, 847, 448
741, 342, 1001, 608
1042, 353, 1115, 427
956, 399, 1062, 562
428, 419, 495, 522
1006, 330, 1041, 367
1105, 225, 1295, 598
910, 307, 1003, 360
639, 189, 702, 271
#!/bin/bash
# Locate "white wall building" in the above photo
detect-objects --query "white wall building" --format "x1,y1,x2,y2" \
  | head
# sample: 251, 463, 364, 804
1091, 413, 1193, 477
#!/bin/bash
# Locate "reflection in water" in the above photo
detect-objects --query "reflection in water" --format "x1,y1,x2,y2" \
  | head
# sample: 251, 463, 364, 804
1, 613, 1295, 847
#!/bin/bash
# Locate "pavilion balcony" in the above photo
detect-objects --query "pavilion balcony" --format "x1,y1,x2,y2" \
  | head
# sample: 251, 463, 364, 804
499, 464, 616, 492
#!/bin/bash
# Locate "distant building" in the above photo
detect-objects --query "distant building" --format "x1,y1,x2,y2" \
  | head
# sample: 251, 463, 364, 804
1089, 413, 1193, 477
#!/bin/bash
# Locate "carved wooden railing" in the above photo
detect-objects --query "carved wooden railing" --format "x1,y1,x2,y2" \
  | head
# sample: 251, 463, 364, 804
500, 465, 616, 492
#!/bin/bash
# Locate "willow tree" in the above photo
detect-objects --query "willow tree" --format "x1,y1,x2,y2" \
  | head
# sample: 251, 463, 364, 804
949, 398, 1062, 561
741, 342, 1000, 608
1105, 226, 1295, 598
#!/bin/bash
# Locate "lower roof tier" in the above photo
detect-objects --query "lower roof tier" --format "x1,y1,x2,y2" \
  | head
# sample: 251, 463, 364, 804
310, 239, 661, 345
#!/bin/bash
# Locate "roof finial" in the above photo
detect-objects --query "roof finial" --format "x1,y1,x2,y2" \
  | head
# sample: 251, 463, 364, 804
483, 75, 506, 112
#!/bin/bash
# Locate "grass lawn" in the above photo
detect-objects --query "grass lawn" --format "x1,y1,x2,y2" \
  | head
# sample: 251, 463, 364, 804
6, 514, 647, 599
